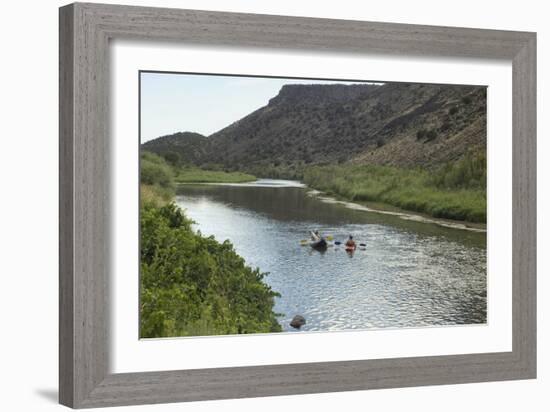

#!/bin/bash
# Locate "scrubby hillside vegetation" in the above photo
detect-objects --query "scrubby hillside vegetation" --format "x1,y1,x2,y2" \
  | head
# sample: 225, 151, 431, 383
144, 82, 486, 176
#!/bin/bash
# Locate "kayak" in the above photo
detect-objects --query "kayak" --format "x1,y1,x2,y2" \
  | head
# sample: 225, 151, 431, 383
310, 239, 328, 250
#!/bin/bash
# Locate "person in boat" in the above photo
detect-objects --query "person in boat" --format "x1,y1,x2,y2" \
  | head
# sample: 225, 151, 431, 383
311, 230, 321, 242
345, 235, 356, 250
310, 230, 327, 249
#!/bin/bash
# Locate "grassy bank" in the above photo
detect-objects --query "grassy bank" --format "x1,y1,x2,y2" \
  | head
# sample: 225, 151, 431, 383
303, 153, 486, 223
139, 152, 281, 338
174, 167, 256, 184
141, 150, 257, 185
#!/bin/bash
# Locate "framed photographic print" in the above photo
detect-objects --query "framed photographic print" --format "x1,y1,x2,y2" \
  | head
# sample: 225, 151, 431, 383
59, 2, 536, 408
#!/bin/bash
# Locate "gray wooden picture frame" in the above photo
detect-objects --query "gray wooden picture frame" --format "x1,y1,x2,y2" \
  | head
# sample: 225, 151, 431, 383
59, 2, 536, 408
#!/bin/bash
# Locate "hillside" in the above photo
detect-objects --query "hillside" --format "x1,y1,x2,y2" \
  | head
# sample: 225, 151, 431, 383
142, 131, 208, 165
141, 82, 486, 177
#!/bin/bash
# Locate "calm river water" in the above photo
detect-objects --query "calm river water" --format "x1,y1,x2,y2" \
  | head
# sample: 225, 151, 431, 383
176, 179, 486, 332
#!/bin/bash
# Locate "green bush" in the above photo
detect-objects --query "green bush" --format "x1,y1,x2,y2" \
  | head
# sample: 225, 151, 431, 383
449, 106, 459, 115
140, 202, 282, 338
440, 121, 451, 132
162, 151, 181, 167
140, 151, 174, 190
425, 129, 438, 141
416, 129, 427, 140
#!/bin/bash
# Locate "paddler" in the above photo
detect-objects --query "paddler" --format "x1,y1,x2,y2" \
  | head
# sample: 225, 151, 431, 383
345, 235, 356, 250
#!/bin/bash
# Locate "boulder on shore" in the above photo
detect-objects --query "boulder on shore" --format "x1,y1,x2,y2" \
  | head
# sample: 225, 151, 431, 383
290, 315, 306, 329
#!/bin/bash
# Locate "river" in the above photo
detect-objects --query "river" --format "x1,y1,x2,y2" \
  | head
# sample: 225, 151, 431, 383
176, 179, 487, 332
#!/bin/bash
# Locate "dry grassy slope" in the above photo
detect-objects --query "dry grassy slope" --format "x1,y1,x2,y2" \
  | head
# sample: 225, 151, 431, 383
356, 118, 486, 167
142, 82, 486, 171
209, 82, 486, 169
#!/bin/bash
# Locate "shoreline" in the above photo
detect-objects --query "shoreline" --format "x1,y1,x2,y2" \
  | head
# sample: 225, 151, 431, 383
177, 178, 486, 233
306, 189, 487, 233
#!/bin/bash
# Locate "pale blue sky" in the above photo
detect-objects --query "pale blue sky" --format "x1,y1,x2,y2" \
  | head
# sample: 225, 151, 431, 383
140, 72, 377, 142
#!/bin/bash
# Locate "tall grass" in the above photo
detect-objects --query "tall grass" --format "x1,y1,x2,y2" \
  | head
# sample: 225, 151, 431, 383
140, 152, 177, 207
303, 154, 486, 223
175, 168, 256, 184
140, 184, 173, 207
141, 150, 257, 184
430, 152, 486, 190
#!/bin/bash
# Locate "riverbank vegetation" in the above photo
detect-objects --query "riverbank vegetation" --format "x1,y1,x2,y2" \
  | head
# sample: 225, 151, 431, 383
139, 152, 281, 338
141, 151, 257, 185
303, 152, 486, 223
174, 167, 256, 184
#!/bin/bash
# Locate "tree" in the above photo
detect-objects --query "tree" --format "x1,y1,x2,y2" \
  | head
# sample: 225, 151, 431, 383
425, 129, 437, 141
163, 151, 181, 166
440, 121, 451, 132
416, 129, 427, 140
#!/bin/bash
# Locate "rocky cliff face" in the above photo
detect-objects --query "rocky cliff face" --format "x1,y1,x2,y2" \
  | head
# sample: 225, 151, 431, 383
142, 82, 486, 172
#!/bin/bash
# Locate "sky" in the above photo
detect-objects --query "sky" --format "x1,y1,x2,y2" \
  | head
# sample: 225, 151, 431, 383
140, 72, 378, 142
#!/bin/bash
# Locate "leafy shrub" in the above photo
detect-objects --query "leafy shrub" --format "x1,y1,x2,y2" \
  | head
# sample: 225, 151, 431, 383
425, 130, 438, 141
140, 202, 282, 338
416, 129, 427, 140
440, 121, 451, 132
449, 106, 459, 115
140, 151, 174, 190
163, 151, 181, 167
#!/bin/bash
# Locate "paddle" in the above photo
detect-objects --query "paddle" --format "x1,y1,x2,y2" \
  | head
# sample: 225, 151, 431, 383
301, 234, 334, 244
301, 235, 363, 248
334, 241, 366, 248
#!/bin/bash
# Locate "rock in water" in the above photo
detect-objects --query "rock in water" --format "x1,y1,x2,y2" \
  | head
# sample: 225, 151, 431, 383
290, 315, 306, 329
